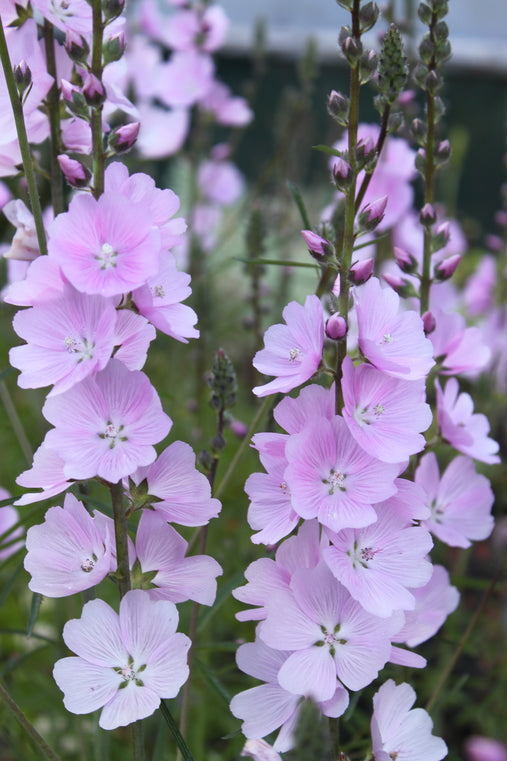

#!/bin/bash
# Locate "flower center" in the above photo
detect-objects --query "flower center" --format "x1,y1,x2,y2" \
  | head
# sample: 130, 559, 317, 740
315, 624, 347, 656
80, 555, 96, 572
115, 657, 147, 688
429, 498, 446, 524
99, 421, 127, 449
151, 284, 165, 299
63, 335, 94, 361
348, 540, 381, 568
354, 402, 386, 427
381, 333, 393, 344
96, 242, 118, 270
322, 468, 346, 495
288, 347, 302, 362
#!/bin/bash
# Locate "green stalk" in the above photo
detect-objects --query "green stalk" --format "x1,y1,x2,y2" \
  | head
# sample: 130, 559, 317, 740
0, 680, 62, 761
43, 20, 64, 216
419, 85, 436, 315
0, 14, 47, 256
90, 0, 105, 198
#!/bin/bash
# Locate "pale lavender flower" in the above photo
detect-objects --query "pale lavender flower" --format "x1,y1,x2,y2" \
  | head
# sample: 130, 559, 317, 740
42, 360, 172, 483
253, 296, 325, 397
131, 441, 221, 526
14, 444, 70, 506
341, 356, 432, 463
134, 510, 222, 604
429, 309, 490, 375
284, 415, 398, 532
435, 378, 500, 464
371, 680, 447, 761
465, 736, 507, 761
241, 739, 283, 761
245, 456, 299, 545
259, 562, 392, 701
354, 277, 435, 380
415, 453, 494, 548
53, 590, 190, 729
24, 493, 112, 597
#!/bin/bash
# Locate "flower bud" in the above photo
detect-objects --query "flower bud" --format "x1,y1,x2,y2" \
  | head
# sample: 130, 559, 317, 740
13, 59, 31, 96
327, 90, 349, 126
349, 257, 374, 284
332, 157, 353, 190
325, 313, 348, 340
420, 202, 436, 226
65, 30, 89, 63
57, 154, 91, 188
394, 246, 418, 274
341, 36, 363, 65
431, 0, 449, 20
61, 79, 89, 120
301, 230, 333, 259
410, 118, 427, 144
434, 253, 461, 280
383, 272, 419, 298
230, 419, 248, 438
359, 1, 379, 33
485, 234, 503, 252
422, 310, 436, 334
355, 136, 376, 167
417, 2, 433, 25
359, 49, 378, 85
103, 0, 125, 22
103, 32, 126, 65
434, 138, 451, 166
431, 221, 450, 252
82, 73, 106, 107
419, 33, 435, 65
424, 69, 442, 96
357, 196, 388, 232
108, 122, 140, 154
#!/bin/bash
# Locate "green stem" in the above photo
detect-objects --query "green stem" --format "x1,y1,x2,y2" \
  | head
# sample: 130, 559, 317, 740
354, 104, 391, 214
0, 14, 47, 256
43, 20, 64, 216
90, 0, 105, 198
160, 701, 197, 761
109, 481, 131, 598
0, 680, 62, 761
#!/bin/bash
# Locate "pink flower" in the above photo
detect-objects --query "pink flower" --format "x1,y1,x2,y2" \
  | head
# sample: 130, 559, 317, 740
429, 309, 490, 375
158, 51, 214, 108
253, 295, 325, 396
260, 562, 392, 700
284, 415, 398, 532
135, 104, 190, 160
10, 284, 118, 396
134, 510, 222, 604
415, 453, 494, 548
42, 360, 172, 483
14, 444, 70, 506
435, 378, 500, 464
341, 356, 432, 463
162, 5, 229, 52
48, 192, 161, 297
53, 590, 190, 729
246, 456, 299, 545
371, 680, 447, 761
31, 0, 92, 35
465, 737, 507, 761
354, 277, 435, 380
199, 81, 253, 127
131, 441, 221, 526
241, 739, 283, 761
24, 494, 112, 597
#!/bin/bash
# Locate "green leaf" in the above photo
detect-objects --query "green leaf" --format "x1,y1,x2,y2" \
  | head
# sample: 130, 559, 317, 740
26, 592, 42, 637
159, 700, 197, 761
286, 180, 312, 229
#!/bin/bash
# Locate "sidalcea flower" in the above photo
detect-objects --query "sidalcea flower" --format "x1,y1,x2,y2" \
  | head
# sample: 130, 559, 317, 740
284, 415, 399, 533
47, 192, 161, 297
53, 590, 190, 729
435, 378, 500, 464
42, 360, 172, 483
24, 493, 112, 596
14, 444, 70, 506
253, 295, 325, 396
10, 283, 117, 396
465, 736, 507, 761
415, 453, 494, 548
371, 680, 447, 761
354, 277, 435, 380
131, 441, 221, 526
134, 510, 222, 604
341, 356, 432, 463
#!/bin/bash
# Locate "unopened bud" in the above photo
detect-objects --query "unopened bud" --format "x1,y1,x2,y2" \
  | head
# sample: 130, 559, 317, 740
383, 272, 419, 298
359, 49, 378, 84
424, 69, 442, 96
419, 34, 435, 65
108, 121, 140, 153
325, 313, 348, 340
57, 154, 91, 188
349, 257, 374, 284
327, 90, 349, 125
357, 196, 388, 232
434, 139, 451, 167
103, 32, 126, 65
61, 78, 89, 119
341, 36, 363, 65
420, 203, 436, 226
301, 230, 333, 259
230, 419, 248, 438
394, 246, 418, 274
485, 234, 503, 252
434, 253, 461, 280
359, 1, 379, 32
65, 30, 89, 63
410, 118, 427, 144
13, 59, 31, 95
431, 221, 451, 252
103, 0, 125, 22
355, 136, 376, 167
422, 310, 436, 334
417, 2, 433, 25
82, 72, 106, 107
198, 449, 213, 472
431, 0, 449, 20
332, 157, 353, 190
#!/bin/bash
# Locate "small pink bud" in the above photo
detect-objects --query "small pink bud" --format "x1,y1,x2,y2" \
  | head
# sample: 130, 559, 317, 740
108, 122, 140, 153
434, 253, 462, 281
394, 246, 418, 274
358, 195, 388, 232
420, 202, 436, 226
57, 154, 91, 188
383, 272, 418, 298
398, 89, 416, 105
485, 234, 503, 252
349, 257, 374, 284
356, 135, 376, 164
82, 73, 106, 106
332, 157, 353, 189
301, 230, 332, 257
13, 59, 31, 94
65, 30, 89, 62
210, 143, 230, 161
60, 78, 79, 101
325, 313, 347, 340
422, 310, 436, 334
230, 419, 248, 438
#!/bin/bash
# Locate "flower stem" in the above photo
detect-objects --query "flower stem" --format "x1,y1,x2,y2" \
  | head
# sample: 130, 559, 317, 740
0, 14, 47, 256
43, 20, 64, 216
109, 481, 131, 598
90, 0, 105, 199
0, 680, 62, 761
